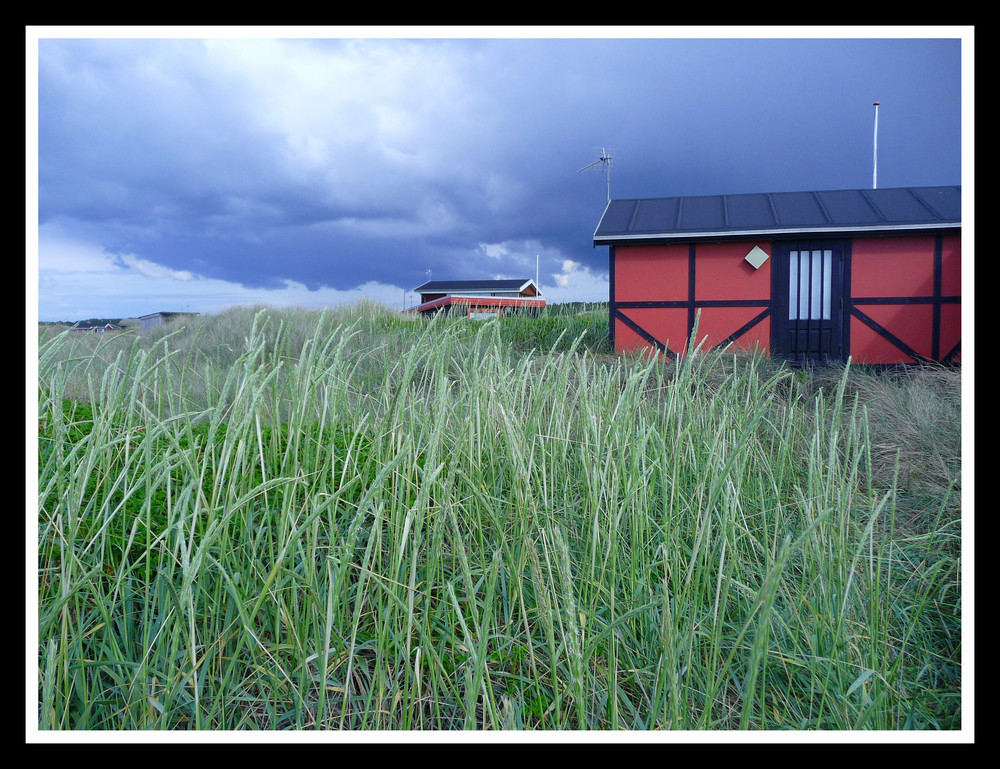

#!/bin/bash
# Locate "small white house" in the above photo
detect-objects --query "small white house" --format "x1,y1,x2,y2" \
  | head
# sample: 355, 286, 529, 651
139, 311, 199, 332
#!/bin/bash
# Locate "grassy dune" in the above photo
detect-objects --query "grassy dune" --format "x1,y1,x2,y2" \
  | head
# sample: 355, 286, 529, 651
35, 302, 962, 731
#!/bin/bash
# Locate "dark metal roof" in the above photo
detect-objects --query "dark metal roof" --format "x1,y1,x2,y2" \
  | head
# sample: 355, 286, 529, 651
413, 279, 535, 293
138, 311, 199, 319
593, 185, 961, 245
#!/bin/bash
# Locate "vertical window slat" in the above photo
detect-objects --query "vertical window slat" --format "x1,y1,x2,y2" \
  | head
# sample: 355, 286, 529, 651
789, 250, 799, 320
799, 250, 810, 320
822, 249, 832, 320
810, 250, 821, 319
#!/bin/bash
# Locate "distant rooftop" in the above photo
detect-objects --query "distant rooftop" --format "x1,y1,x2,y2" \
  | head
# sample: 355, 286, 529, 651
413, 279, 539, 293
138, 311, 200, 319
593, 185, 961, 245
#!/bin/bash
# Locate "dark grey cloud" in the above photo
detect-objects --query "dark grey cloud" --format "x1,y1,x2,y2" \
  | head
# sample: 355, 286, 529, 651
35, 33, 963, 317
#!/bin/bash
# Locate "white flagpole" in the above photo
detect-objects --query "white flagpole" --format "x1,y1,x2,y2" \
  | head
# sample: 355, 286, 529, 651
872, 101, 880, 189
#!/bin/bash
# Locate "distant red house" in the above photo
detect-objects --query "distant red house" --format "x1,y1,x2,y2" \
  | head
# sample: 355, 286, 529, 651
593, 185, 961, 365
408, 279, 545, 318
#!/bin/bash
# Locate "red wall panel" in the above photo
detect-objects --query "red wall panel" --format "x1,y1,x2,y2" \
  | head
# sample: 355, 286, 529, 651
694, 241, 771, 301
617, 307, 688, 354
851, 304, 934, 364
940, 304, 962, 362
851, 236, 935, 298
696, 306, 771, 354
850, 317, 911, 364
615, 244, 689, 301
941, 234, 961, 296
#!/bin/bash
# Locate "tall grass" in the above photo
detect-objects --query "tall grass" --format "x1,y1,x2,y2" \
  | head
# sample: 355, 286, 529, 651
35, 302, 962, 731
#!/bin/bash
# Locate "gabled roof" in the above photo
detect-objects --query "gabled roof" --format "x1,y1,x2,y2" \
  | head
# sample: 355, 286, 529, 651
593, 185, 961, 245
413, 278, 539, 294
71, 322, 120, 330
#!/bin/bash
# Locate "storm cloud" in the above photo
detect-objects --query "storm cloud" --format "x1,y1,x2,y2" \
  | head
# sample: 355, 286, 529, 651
32, 31, 965, 320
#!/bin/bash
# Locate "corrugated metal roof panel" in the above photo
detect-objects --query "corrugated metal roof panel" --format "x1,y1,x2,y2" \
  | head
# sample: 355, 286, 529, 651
727, 193, 778, 229
911, 186, 961, 219
597, 200, 639, 233
631, 198, 679, 232
866, 188, 934, 221
593, 185, 960, 244
814, 189, 884, 224
679, 195, 726, 230
770, 191, 830, 227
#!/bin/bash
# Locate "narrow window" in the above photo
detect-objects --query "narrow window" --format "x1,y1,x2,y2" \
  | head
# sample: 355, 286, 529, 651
789, 249, 832, 320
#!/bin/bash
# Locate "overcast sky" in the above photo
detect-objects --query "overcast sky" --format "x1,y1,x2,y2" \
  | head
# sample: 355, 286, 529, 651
29, 27, 969, 321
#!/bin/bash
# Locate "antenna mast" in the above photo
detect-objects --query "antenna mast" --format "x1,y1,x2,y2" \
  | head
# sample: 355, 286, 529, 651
578, 147, 615, 203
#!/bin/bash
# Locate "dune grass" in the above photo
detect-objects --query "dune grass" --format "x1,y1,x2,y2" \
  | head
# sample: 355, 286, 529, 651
35, 302, 962, 731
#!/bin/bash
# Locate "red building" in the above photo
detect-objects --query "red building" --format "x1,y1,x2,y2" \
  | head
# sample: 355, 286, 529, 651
593, 186, 961, 364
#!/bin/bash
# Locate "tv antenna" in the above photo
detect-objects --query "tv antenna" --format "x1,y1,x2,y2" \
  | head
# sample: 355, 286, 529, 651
578, 147, 614, 203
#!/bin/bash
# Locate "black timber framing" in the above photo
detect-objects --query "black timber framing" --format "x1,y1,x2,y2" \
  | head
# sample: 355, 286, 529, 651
608, 245, 615, 352
610, 231, 960, 364
847, 232, 960, 364
609, 242, 771, 358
